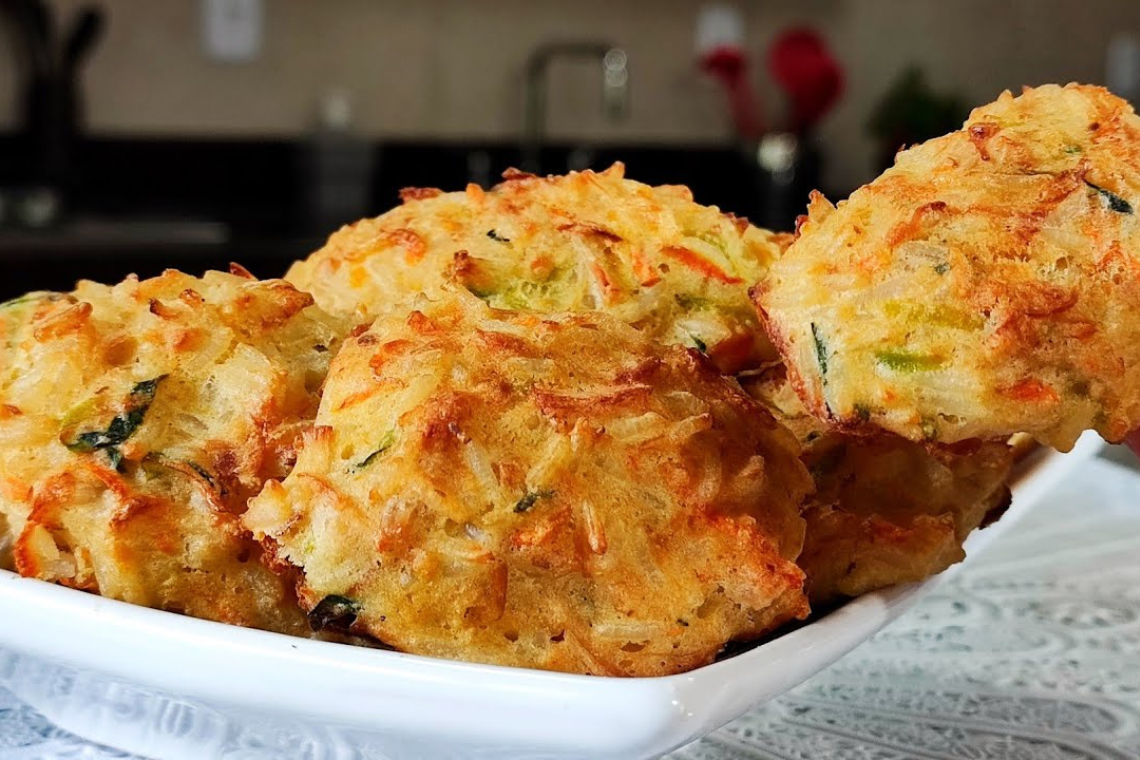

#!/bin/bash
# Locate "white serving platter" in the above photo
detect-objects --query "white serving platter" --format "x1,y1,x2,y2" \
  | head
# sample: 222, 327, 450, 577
0, 432, 1105, 760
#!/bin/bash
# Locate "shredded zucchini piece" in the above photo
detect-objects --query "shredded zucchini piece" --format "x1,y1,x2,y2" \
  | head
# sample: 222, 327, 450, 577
876, 350, 946, 372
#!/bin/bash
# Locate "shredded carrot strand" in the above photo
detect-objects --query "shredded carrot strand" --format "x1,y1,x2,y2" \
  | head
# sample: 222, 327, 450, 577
661, 246, 741, 284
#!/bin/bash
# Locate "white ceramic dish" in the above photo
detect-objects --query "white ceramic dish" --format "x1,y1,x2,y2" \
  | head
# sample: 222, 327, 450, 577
0, 432, 1104, 760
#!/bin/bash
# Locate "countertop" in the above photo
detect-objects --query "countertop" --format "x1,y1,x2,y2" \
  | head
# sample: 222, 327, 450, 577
0, 134, 822, 298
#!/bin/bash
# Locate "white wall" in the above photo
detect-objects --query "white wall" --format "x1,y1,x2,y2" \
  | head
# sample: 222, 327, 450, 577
1, 0, 1138, 191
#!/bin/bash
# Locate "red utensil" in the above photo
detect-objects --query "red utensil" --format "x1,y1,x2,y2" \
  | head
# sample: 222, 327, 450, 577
768, 28, 844, 135
701, 46, 765, 141
696, 4, 764, 141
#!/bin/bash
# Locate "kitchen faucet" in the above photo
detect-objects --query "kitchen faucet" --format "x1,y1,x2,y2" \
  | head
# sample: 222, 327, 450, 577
522, 41, 628, 173
0, 0, 105, 226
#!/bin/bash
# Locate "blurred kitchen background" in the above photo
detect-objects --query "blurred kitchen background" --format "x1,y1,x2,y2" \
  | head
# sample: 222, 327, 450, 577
2, 0, 1140, 297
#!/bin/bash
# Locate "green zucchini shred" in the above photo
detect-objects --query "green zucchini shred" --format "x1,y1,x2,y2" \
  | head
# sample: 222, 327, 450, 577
63, 376, 167, 468
351, 430, 397, 472
143, 454, 219, 489
465, 286, 497, 303
188, 462, 216, 486
674, 293, 712, 310
514, 488, 555, 513
307, 595, 362, 631
1086, 181, 1133, 214
494, 269, 568, 310
696, 231, 729, 254
875, 350, 946, 372
811, 323, 828, 381
883, 301, 982, 331
0, 291, 64, 311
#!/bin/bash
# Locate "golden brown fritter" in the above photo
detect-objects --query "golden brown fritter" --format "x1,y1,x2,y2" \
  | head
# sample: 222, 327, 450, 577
245, 291, 812, 675
287, 163, 791, 373
0, 511, 10, 570
742, 366, 1012, 604
757, 84, 1140, 451
0, 270, 346, 634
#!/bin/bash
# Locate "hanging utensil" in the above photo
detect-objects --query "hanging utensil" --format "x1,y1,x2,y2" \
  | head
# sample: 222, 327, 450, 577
696, 4, 764, 141
62, 6, 104, 76
768, 27, 844, 135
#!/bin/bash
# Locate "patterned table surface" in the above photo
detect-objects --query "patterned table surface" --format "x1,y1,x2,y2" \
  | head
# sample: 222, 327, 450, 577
2, 456, 1138, 760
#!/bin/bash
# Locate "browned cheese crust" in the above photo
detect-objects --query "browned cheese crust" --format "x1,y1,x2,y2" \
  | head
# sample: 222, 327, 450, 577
0, 270, 346, 634
245, 291, 813, 675
757, 84, 1140, 451
287, 163, 791, 373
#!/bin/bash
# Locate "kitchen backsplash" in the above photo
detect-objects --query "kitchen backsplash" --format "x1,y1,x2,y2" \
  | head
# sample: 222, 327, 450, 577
1, 0, 1138, 191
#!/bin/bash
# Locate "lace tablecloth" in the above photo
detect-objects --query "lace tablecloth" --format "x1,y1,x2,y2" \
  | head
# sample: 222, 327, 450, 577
2, 457, 1138, 760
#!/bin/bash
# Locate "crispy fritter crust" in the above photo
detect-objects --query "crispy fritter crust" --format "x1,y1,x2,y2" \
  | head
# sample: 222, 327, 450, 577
757, 84, 1140, 451
287, 163, 790, 373
0, 270, 346, 634
245, 291, 812, 675
742, 366, 1012, 604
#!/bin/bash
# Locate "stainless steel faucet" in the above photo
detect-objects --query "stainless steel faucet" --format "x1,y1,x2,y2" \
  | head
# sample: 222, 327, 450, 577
522, 42, 629, 173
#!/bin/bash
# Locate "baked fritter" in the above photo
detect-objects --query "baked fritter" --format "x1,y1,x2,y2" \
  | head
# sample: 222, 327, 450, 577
742, 367, 1012, 604
757, 84, 1140, 451
245, 292, 813, 675
0, 270, 345, 634
0, 511, 10, 570
287, 163, 790, 373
